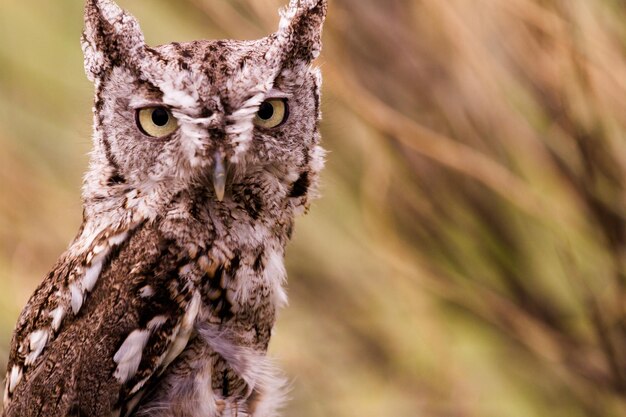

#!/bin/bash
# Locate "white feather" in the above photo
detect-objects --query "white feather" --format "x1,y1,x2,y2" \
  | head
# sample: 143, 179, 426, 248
49, 306, 66, 332
8, 366, 22, 394
139, 285, 154, 298
24, 330, 49, 366
160, 72, 198, 109
108, 231, 128, 246
264, 250, 288, 309
196, 324, 289, 416
69, 283, 84, 314
159, 291, 201, 372
3, 375, 9, 406
92, 244, 106, 255
192, 362, 220, 417
147, 315, 168, 331
128, 376, 150, 396
113, 329, 151, 383
83, 259, 104, 292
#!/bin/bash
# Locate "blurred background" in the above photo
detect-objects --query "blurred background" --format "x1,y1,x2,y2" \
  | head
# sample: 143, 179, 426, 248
2, 0, 626, 416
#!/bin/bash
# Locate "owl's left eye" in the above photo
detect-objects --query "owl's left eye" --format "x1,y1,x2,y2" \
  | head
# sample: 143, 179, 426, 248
254, 99, 288, 129
136, 107, 178, 138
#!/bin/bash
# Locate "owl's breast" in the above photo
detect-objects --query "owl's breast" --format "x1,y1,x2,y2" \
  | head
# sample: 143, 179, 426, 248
196, 249, 279, 351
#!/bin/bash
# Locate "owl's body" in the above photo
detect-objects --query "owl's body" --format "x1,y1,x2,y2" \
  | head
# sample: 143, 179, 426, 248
2, 1, 326, 416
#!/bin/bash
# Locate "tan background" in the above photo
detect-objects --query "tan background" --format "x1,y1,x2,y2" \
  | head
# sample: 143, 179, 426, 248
2, 0, 626, 416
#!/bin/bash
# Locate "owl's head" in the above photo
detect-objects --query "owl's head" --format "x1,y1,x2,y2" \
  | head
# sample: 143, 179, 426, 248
81, 0, 327, 223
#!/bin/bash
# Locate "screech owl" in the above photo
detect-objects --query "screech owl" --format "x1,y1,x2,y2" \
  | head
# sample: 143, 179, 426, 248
2, 0, 327, 416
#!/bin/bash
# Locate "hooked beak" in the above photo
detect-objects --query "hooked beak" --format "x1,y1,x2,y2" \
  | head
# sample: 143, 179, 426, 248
213, 152, 227, 202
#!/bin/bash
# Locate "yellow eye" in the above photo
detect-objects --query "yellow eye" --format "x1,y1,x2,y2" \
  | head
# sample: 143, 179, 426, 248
137, 107, 178, 138
253, 99, 288, 129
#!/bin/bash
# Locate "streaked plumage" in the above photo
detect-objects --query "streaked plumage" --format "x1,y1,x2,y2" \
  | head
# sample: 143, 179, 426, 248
2, 0, 327, 415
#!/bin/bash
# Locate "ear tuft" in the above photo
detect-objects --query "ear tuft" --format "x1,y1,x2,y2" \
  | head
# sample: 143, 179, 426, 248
81, 0, 146, 82
276, 0, 328, 64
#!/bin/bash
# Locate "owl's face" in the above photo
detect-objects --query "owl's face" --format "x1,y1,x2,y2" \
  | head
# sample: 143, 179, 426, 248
83, 0, 326, 212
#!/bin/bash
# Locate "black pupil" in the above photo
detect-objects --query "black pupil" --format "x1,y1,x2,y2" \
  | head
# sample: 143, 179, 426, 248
151, 108, 170, 126
257, 102, 275, 120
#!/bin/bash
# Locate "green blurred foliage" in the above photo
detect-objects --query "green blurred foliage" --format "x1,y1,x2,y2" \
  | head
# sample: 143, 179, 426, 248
2, 0, 626, 416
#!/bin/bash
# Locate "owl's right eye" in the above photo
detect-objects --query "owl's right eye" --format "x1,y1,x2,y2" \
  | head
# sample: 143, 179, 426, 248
254, 99, 288, 129
136, 107, 178, 138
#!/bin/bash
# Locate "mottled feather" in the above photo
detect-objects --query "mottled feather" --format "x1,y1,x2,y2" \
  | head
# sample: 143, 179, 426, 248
3, 0, 327, 416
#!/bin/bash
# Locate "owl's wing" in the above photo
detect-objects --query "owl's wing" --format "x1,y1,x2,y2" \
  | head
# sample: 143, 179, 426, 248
3, 222, 205, 417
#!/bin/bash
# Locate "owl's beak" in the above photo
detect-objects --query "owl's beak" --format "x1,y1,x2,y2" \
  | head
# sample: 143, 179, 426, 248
213, 152, 227, 202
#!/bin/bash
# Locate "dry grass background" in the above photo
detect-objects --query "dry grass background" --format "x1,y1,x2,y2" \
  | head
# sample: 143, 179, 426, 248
2, 0, 626, 416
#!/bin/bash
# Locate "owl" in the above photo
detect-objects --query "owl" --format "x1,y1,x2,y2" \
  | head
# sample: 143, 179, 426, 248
1, 0, 326, 416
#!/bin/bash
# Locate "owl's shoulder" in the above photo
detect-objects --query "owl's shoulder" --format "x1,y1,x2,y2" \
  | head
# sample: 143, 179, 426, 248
3, 221, 206, 416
